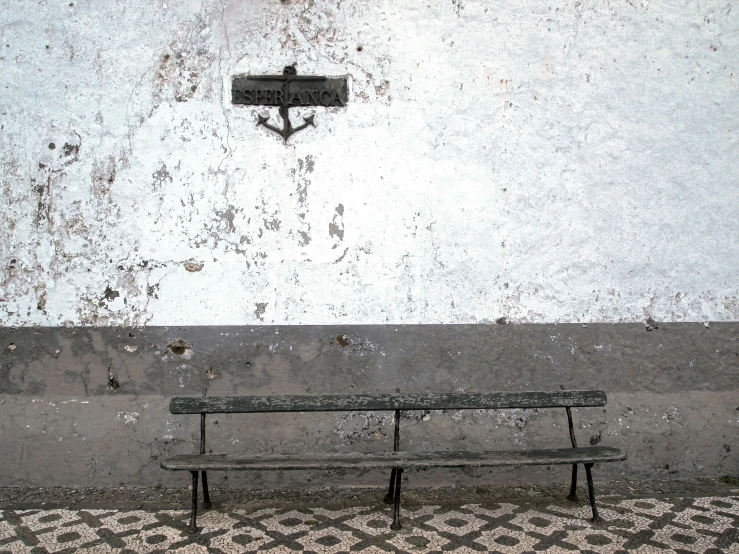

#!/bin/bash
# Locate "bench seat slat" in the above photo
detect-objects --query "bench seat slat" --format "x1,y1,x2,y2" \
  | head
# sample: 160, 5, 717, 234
169, 391, 606, 414
161, 446, 625, 471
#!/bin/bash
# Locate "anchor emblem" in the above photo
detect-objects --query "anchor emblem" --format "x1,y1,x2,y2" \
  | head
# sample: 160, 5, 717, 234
256, 66, 317, 142
232, 65, 348, 143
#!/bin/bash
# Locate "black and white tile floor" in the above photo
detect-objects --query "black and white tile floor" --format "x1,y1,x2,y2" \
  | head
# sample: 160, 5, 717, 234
1, 496, 737, 553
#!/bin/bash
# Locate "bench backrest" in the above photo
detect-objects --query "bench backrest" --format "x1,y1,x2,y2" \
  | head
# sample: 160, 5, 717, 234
169, 390, 606, 414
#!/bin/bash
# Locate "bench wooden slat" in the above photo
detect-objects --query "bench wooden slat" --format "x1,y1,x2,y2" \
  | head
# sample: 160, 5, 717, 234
161, 446, 625, 471
169, 391, 606, 414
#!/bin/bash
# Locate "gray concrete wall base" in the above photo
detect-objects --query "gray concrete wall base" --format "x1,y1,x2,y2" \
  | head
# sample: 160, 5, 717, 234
1, 324, 737, 488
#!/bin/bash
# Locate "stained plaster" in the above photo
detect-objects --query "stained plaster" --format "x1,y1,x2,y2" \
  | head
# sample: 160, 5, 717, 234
0, 1, 737, 327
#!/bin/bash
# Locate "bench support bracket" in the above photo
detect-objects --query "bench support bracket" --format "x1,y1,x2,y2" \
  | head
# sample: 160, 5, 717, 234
390, 467, 403, 530
384, 409, 401, 504
200, 412, 212, 510
564, 402, 580, 502
568, 464, 579, 502
201, 471, 211, 509
384, 469, 397, 504
189, 471, 199, 534
584, 463, 601, 523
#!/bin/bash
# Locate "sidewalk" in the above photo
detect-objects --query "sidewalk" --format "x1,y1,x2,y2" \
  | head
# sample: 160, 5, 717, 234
1, 491, 737, 553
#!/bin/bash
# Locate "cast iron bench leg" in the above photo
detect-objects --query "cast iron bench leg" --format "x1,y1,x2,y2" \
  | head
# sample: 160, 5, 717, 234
189, 471, 199, 534
390, 468, 403, 530
201, 471, 212, 509
584, 463, 601, 523
568, 463, 579, 501
384, 468, 397, 504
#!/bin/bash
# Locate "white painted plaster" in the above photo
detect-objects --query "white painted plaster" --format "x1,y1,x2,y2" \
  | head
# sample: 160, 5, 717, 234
1, 0, 737, 326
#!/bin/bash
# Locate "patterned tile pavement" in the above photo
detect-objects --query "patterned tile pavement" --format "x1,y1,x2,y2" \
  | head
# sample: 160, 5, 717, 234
0, 495, 737, 553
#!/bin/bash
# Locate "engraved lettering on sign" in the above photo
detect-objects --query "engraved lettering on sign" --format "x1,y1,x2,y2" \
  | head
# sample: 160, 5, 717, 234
232, 88, 346, 107
232, 65, 349, 141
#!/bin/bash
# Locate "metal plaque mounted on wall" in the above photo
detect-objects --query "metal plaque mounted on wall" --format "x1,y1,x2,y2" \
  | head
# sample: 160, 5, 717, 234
232, 65, 348, 142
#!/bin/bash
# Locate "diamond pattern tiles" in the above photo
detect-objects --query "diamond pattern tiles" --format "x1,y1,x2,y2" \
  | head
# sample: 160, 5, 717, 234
0, 496, 737, 553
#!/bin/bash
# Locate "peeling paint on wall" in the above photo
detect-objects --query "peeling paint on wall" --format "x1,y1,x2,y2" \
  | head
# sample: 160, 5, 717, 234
0, 0, 738, 326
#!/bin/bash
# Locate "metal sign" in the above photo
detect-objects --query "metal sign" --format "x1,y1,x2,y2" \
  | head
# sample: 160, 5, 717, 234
232, 65, 348, 142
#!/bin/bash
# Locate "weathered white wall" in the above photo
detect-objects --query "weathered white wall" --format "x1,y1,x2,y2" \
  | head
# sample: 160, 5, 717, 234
1, 0, 737, 326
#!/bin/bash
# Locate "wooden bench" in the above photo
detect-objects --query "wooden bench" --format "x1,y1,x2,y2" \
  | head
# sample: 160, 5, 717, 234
161, 390, 626, 533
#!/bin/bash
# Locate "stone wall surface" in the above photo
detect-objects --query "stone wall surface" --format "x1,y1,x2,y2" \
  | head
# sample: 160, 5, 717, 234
0, 1, 737, 489
1, 325, 736, 487
1, 0, 738, 326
